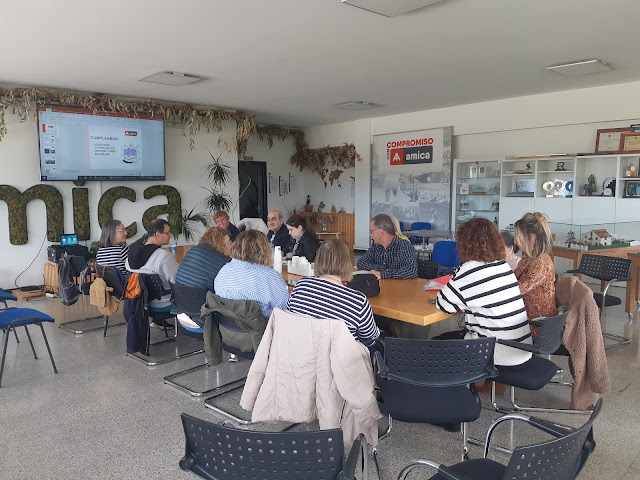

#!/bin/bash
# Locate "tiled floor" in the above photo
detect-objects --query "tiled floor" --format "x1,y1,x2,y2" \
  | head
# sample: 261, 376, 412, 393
1, 285, 640, 479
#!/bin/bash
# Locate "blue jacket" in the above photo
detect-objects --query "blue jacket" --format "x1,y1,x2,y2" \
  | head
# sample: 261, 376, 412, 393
175, 245, 230, 291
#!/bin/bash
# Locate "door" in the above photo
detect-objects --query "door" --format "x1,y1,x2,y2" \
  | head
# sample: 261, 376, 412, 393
238, 161, 267, 221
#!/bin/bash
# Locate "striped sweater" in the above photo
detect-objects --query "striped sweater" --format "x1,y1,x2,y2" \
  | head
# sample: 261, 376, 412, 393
286, 277, 380, 344
436, 260, 532, 366
96, 244, 129, 275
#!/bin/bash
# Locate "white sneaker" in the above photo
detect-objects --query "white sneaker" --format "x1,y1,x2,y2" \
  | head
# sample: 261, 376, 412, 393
149, 321, 165, 329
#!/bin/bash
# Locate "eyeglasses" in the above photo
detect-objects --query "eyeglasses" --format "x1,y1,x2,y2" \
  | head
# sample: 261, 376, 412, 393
369, 228, 381, 234
116, 229, 126, 233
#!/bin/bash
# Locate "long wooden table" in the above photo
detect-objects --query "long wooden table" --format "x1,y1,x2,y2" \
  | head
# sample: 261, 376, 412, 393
282, 272, 452, 326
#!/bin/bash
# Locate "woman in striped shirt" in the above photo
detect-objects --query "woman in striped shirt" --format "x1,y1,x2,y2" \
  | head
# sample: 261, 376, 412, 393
96, 219, 129, 275
287, 239, 380, 346
436, 217, 532, 366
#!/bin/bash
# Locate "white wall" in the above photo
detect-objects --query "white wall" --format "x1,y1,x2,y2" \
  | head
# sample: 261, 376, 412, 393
304, 80, 640, 249
0, 110, 292, 289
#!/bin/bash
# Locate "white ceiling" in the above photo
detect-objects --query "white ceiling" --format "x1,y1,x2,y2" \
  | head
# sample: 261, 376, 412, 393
3, 0, 640, 128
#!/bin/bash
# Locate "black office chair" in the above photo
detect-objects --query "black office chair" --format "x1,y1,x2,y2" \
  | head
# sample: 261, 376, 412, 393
58, 255, 104, 334
373, 337, 498, 467
490, 311, 590, 415
397, 398, 602, 480
203, 311, 256, 424
96, 265, 127, 337
567, 254, 632, 349
126, 274, 203, 366
164, 283, 241, 397
417, 259, 441, 280
179, 414, 368, 480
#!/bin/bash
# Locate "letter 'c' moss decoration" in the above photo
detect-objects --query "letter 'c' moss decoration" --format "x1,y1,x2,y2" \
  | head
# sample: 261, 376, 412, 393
143, 185, 182, 228
0, 184, 63, 244
98, 187, 137, 237
72, 187, 90, 240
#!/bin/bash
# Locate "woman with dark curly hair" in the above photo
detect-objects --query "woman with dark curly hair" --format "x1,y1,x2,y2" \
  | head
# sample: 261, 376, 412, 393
436, 217, 532, 366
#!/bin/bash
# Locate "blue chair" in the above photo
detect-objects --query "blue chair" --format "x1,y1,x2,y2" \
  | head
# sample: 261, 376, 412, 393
408, 222, 431, 245
431, 241, 461, 275
0, 308, 58, 387
398, 221, 405, 232
0, 288, 17, 310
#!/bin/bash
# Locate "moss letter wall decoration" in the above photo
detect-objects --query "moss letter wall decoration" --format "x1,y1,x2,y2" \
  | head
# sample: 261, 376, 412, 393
72, 187, 90, 240
98, 187, 137, 237
143, 186, 182, 227
0, 184, 63, 244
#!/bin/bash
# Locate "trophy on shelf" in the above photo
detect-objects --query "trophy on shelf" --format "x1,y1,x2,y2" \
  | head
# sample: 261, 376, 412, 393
555, 162, 566, 171
543, 181, 555, 198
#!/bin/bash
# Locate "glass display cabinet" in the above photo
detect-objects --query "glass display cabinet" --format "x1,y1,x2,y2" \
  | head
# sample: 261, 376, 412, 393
452, 158, 501, 227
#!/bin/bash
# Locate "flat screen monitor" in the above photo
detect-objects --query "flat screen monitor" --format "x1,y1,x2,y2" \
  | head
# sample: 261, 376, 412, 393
38, 105, 165, 181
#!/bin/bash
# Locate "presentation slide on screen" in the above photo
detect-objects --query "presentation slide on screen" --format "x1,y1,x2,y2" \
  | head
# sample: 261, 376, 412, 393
38, 107, 164, 181
89, 126, 143, 169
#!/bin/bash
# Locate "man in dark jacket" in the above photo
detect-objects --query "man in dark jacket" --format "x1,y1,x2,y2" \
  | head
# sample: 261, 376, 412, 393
267, 210, 290, 250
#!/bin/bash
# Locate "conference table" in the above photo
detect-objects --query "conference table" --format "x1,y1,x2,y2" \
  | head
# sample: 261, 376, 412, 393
400, 229, 455, 248
282, 271, 452, 327
168, 244, 452, 327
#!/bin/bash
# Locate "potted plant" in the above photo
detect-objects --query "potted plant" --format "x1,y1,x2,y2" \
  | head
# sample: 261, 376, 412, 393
203, 150, 232, 213
318, 201, 325, 212
304, 194, 313, 212
168, 207, 209, 246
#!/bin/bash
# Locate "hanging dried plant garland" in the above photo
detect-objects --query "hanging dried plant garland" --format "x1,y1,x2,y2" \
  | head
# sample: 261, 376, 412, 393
291, 142, 360, 188
0, 86, 256, 149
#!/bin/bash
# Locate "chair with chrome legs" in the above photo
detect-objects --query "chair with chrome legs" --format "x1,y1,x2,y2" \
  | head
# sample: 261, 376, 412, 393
203, 311, 256, 424
164, 283, 246, 397
566, 253, 632, 349
0, 308, 58, 387
397, 398, 602, 480
489, 311, 591, 415
373, 337, 498, 472
179, 413, 368, 480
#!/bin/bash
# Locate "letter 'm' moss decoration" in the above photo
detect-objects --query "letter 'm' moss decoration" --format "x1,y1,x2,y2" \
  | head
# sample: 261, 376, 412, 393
98, 187, 137, 237
0, 184, 63, 244
72, 187, 90, 240
142, 185, 182, 228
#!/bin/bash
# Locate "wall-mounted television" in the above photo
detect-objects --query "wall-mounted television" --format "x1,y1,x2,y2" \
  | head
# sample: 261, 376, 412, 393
38, 105, 165, 181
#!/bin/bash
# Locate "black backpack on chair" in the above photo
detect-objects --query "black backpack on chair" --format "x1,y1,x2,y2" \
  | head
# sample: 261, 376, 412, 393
58, 253, 81, 306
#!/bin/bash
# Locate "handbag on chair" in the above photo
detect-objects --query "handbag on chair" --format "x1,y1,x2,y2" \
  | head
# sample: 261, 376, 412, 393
346, 274, 380, 297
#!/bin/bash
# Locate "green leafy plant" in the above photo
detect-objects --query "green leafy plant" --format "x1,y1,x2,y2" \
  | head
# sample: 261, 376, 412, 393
203, 150, 232, 213
318, 201, 325, 211
306, 195, 311, 206
168, 207, 209, 245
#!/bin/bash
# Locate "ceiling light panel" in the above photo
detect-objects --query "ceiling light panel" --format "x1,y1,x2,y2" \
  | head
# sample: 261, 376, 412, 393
547, 60, 612, 77
333, 101, 380, 111
342, 0, 445, 17
139, 72, 201, 86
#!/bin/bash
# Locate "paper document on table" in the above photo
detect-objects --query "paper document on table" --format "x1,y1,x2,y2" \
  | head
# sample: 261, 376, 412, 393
423, 275, 453, 291
353, 270, 371, 275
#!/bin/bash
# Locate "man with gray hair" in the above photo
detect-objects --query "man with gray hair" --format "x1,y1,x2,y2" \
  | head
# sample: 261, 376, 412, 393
357, 214, 417, 279
267, 209, 291, 251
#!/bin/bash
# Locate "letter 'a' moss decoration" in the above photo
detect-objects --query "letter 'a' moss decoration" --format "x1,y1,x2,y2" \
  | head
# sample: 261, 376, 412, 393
0, 184, 63, 244
72, 187, 90, 240
143, 186, 182, 228
98, 187, 137, 237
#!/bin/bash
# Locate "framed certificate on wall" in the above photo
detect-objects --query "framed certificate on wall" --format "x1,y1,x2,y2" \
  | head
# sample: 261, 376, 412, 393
619, 132, 640, 154
595, 127, 633, 154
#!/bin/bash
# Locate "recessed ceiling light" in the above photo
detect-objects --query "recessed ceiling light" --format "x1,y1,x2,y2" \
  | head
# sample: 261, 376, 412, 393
139, 72, 201, 86
547, 60, 612, 77
333, 101, 380, 111
342, 0, 446, 17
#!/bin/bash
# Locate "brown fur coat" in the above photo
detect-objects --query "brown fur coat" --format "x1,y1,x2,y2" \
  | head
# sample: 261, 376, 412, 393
555, 276, 611, 410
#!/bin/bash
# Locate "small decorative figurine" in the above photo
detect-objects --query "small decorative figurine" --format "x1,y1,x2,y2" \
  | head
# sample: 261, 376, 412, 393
566, 230, 576, 248
526, 162, 532, 172
331, 205, 337, 213
584, 174, 597, 196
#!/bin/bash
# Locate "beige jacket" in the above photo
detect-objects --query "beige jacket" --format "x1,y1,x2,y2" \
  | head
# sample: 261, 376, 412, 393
240, 308, 382, 445
556, 277, 611, 410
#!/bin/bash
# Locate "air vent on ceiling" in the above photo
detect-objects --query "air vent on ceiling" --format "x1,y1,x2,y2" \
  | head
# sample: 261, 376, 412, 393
333, 101, 380, 111
341, 0, 445, 17
547, 60, 612, 77
139, 72, 201, 86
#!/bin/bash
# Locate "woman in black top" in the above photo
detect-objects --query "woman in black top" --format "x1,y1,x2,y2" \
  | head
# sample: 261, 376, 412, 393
284, 213, 319, 262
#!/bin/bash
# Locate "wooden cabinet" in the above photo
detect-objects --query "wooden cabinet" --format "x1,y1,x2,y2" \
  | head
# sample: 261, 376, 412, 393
299, 212, 355, 250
